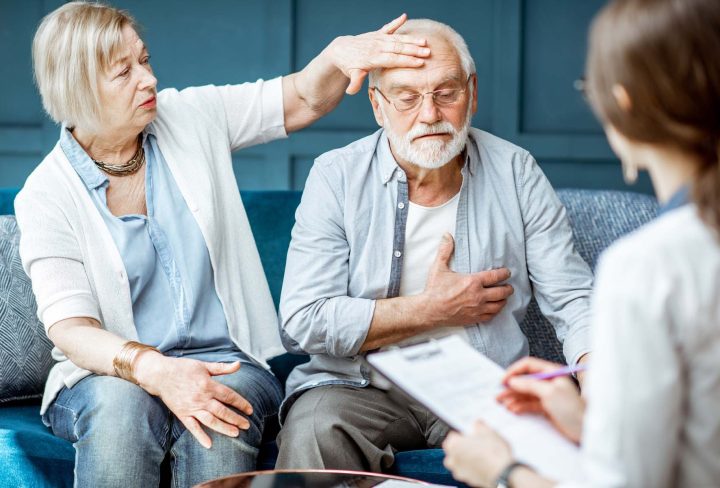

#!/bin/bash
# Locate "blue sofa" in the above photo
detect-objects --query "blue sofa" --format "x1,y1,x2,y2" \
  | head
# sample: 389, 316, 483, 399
0, 187, 658, 487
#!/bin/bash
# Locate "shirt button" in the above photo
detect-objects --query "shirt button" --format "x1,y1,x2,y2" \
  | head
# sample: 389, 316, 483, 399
398, 202, 405, 210
394, 250, 402, 258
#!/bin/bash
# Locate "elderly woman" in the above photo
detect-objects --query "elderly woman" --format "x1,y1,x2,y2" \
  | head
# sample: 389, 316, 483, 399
442, 0, 720, 486
15, 2, 431, 486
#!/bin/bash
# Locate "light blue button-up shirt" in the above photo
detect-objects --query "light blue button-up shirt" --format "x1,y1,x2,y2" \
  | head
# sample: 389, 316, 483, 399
279, 128, 593, 417
59, 126, 244, 363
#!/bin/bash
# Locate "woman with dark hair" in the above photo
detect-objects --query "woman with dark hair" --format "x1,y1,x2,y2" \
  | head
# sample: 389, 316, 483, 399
442, 0, 720, 486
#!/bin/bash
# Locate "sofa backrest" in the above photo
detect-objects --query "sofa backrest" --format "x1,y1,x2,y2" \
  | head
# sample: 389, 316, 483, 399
0, 188, 658, 397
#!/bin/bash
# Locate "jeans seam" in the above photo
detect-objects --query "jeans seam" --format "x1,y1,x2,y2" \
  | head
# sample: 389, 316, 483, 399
52, 403, 80, 442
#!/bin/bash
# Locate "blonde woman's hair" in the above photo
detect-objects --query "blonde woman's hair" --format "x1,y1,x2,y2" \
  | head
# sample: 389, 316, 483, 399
32, 1, 139, 131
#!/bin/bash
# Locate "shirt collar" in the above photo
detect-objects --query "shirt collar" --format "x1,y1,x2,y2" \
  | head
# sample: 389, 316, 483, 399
377, 129, 475, 185
59, 125, 155, 191
59, 126, 108, 191
658, 185, 690, 216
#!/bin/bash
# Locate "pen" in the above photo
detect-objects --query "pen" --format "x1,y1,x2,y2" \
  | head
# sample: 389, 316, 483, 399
522, 363, 588, 380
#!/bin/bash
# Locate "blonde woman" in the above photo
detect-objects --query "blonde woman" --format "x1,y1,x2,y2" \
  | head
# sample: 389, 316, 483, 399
16, 2, 431, 486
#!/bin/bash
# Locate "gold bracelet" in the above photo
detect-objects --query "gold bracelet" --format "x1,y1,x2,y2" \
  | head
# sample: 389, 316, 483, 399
112, 341, 159, 384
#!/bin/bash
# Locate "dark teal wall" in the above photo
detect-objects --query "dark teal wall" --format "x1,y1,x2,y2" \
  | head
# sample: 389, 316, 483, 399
0, 0, 653, 193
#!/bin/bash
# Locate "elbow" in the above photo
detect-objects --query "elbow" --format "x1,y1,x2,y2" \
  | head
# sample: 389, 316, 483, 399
278, 305, 319, 355
278, 321, 309, 355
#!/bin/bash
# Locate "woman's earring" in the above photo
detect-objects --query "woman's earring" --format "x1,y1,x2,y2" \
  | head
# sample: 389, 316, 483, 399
622, 162, 638, 185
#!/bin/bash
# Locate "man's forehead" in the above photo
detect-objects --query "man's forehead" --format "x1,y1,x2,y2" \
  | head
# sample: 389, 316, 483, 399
379, 36, 464, 89
382, 65, 465, 90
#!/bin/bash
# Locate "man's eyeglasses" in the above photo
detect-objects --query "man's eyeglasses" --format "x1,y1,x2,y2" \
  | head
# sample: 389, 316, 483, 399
373, 75, 473, 112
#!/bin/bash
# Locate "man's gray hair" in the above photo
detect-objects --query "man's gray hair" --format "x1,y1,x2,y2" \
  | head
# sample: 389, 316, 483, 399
368, 19, 475, 87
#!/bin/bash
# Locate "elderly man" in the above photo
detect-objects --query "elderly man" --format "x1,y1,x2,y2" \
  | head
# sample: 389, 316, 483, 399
276, 19, 593, 471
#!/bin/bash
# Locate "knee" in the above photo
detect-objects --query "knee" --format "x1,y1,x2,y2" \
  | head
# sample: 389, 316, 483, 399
278, 391, 344, 452
75, 376, 167, 447
215, 364, 282, 442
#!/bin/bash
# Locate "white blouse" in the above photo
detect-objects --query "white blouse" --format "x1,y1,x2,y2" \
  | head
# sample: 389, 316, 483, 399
563, 205, 720, 487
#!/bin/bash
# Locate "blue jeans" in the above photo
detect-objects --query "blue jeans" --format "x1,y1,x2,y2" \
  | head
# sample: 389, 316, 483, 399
42, 360, 282, 488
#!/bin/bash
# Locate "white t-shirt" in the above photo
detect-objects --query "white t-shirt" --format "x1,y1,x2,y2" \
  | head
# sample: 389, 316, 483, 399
394, 189, 470, 346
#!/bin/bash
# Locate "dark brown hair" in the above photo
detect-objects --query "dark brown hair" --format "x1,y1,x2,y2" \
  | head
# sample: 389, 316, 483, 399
587, 0, 720, 232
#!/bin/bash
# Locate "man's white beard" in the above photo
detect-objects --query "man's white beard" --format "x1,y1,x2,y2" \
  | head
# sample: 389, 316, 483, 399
381, 100, 473, 170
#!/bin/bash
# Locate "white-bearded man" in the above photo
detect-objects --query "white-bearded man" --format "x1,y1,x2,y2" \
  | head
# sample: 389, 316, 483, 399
275, 19, 593, 472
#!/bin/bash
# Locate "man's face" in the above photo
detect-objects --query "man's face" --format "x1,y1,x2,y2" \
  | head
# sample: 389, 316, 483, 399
369, 35, 478, 169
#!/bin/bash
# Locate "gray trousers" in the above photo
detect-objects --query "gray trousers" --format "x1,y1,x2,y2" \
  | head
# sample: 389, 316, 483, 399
276, 384, 449, 472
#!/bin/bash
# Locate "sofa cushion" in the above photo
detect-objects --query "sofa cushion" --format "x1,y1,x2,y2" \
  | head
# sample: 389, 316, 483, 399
391, 449, 469, 487
0, 404, 74, 488
0, 216, 55, 403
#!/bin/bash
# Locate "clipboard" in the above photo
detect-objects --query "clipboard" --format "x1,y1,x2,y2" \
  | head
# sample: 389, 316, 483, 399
364, 339, 468, 431
365, 335, 584, 483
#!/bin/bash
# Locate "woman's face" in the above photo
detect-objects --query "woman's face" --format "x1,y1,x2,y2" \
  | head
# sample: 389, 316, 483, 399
97, 25, 157, 135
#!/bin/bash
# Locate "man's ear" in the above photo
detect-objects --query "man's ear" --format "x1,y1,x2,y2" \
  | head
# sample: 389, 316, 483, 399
368, 87, 385, 127
470, 74, 478, 116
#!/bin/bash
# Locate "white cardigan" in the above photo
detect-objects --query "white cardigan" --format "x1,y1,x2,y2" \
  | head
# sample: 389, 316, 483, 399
15, 78, 288, 414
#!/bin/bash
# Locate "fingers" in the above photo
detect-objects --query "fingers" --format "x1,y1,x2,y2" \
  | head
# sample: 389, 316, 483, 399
471, 419, 492, 435
380, 13, 407, 34
208, 399, 250, 430
180, 416, 212, 449
384, 34, 428, 47
381, 40, 430, 57
369, 52, 425, 70
212, 382, 254, 416
346, 69, 368, 95
505, 376, 554, 399
480, 298, 507, 315
477, 267, 511, 287
431, 233, 455, 271
483, 284, 514, 302
496, 389, 544, 411
504, 398, 544, 415
503, 356, 561, 383
194, 409, 242, 438
205, 360, 241, 376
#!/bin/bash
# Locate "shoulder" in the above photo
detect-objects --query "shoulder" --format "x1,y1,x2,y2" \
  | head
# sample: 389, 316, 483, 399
156, 86, 216, 121
17, 144, 71, 205
469, 128, 530, 159
309, 130, 384, 187
314, 130, 383, 170
468, 128, 538, 182
598, 206, 718, 283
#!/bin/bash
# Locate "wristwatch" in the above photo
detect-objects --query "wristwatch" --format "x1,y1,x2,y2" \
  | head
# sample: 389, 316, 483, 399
495, 461, 529, 488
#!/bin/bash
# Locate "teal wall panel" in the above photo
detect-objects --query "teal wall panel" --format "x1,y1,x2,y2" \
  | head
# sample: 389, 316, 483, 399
0, 0, 653, 196
0, 1, 45, 125
521, 0, 604, 134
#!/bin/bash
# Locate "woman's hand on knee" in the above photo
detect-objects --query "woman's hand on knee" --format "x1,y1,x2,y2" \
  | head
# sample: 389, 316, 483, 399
135, 355, 253, 449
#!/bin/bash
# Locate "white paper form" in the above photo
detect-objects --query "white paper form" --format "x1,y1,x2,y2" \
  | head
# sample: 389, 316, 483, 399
374, 480, 455, 488
367, 335, 583, 483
